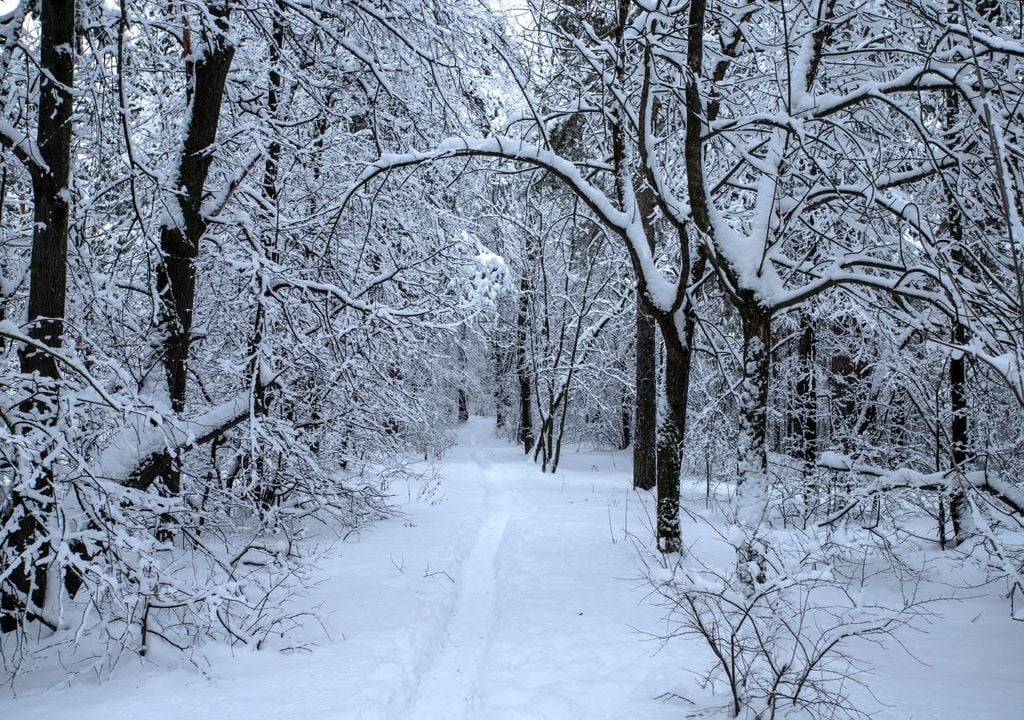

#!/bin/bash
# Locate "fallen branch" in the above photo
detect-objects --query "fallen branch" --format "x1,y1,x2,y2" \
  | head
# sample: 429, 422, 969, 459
92, 395, 251, 491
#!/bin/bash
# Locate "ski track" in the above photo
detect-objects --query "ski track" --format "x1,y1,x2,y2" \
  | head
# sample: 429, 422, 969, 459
404, 451, 510, 720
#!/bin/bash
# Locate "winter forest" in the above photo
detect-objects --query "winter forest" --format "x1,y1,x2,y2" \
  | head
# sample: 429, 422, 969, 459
1, 0, 1023, 717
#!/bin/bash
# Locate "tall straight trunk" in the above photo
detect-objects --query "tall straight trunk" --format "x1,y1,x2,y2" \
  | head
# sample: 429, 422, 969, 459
795, 311, 817, 479
656, 344, 686, 553
619, 389, 631, 450
2, 0, 75, 633
608, 0, 659, 491
149, 3, 235, 494
552, 393, 571, 473
654, 307, 697, 554
456, 325, 469, 423
494, 359, 507, 428
737, 301, 772, 486
515, 272, 534, 453
735, 302, 772, 590
943, 20, 972, 543
250, 4, 284, 511
633, 308, 657, 489
633, 187, 658, 491
19, 1, 73, 384
253, 9, 284, 407
493, 321, 510, 430
949, 322, 970, 542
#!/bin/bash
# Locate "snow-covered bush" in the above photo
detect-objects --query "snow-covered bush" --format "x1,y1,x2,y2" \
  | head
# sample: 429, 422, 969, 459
650, 519, 921, 720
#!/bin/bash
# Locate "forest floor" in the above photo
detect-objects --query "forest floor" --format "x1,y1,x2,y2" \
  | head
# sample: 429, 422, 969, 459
3, 417, 1023, 719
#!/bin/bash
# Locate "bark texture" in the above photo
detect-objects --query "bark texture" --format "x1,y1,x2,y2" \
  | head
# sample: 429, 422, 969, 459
2, 0, 76, 633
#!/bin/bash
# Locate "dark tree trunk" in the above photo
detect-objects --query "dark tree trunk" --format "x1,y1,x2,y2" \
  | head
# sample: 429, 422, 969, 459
552, 391, 572, 473
515, 272, 534, 453
656, 343, 686, 553
949, 322, 970, 543
494, 334, 509, 430
151, 2, 235, 494
455, 322, 470, 424
632, 188, 658, 491
619, 390, 631, 451
795, 311, 817, 479
533, 405, 554, 470
737, 301, 772, 485
19, 1, 73, 383
936, 0, 999, 544
654, 305, 696, 554
633, 307, 657, 490
2, 0, 75, 633
734, 302, 772, 590
250, 4, 284, 512
943, 38, 972, 544
158, 4, 235, 415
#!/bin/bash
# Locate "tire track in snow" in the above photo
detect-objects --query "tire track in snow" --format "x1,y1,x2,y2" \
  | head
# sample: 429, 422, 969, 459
403, 454, 510, 720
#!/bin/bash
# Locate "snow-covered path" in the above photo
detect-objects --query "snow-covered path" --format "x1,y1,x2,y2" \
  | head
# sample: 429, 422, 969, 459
3, 417, 1023, 719
401, 419, 672, 720
404, 438, 511, 720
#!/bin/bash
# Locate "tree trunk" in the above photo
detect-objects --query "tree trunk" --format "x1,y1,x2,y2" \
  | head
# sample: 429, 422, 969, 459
619, 389, 631, 451
654, 308, 696, 554
942, 35, 973, 544
734, 303, 772, 590
250, 4, 284, 512
656, 344, 685, 553
795, 311, 817, 480
151, 3, 235, 495
633, 293, 658, 492
942, 0, 984, 545
533, 406, 553, 470
20, 0, 73, 383
737, 302, 771, 486
949, 322, 970, 543
494, 332, 509, 430
515, 272, 534, 453
633, 186, 658, 491
2, 0, 75, 633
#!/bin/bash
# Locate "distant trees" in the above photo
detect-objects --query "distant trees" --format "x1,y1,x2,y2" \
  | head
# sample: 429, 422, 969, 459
480, 172, 633, 467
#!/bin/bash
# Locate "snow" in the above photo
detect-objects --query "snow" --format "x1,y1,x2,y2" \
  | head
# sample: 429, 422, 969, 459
3, 418, 1023, 719
94, 393, 249, 482
0, 118, 46, 171
474, 249, 506, 270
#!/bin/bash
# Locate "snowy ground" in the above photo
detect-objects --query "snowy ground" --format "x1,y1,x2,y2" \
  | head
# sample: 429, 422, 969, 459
3, 417, 1022, 719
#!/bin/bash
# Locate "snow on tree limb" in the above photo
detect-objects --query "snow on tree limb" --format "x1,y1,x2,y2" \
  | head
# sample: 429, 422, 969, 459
348, 134, 681, 314
818, 452, 1024, 523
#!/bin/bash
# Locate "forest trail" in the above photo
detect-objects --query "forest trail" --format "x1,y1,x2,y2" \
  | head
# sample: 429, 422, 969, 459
404, 422, 512, 720
4, 417, 1022, 720
392, 417, 686, 720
